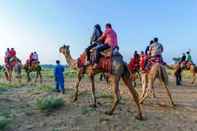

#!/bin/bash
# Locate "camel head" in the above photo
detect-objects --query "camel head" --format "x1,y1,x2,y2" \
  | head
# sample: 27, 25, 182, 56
59, 45, 70, 55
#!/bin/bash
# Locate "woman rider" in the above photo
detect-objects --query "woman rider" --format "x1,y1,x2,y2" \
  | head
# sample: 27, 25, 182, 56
85, 24, 103, 65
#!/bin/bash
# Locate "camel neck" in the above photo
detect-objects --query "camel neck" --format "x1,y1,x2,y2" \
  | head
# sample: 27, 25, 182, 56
63, 52, 78, 70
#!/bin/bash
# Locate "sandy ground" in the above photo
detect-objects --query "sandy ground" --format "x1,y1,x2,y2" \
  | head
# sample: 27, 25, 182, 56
0, 77, 197, 131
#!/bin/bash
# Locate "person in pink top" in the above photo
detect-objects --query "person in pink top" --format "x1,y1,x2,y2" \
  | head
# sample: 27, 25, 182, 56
94, 23, 118, 66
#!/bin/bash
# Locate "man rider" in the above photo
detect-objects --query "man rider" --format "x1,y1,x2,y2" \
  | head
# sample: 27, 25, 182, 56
186, 51, 193, 64
180, 53, 186, 64
32, 52, 39, 62
93, 23, 118, 68
145, 40, 154, 55
148, 37, 166, 65
5, 48, 10, 65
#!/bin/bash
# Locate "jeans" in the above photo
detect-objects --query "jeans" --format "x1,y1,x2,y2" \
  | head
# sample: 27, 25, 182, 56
55, 79, 64, 92
85, 43, 98, 61
95, 44, 110, 63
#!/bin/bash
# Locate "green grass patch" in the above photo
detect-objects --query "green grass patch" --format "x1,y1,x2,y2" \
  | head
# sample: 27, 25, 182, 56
0, 82, 20, 89
37, 84, 55, 92
36, 96, 64, 112
0, 112, 13, 131
64, 69, 77, 78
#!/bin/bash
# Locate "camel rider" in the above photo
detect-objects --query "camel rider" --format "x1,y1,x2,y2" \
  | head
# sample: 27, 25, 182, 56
179, 53, 186, 64
145, 38, 167, 70
128, 51, 140, 73
4, 48, 10, 65
32, 52, 39, 62
186, 51, 193, 64
149, 38, 163, 60
85, 24, 103, 64
93, 23, 118, 68
145, 40, 154, 55
10, 48, 16, 58
140, 51, 147, 71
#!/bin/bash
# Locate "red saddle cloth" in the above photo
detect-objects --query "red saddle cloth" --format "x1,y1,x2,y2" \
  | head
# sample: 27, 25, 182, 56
77, 53, 112, 73
128, 57, 139, 73
141, 55, 164, 73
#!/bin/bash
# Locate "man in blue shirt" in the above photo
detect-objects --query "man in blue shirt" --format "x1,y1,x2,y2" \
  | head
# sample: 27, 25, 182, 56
54, 60, 65, 94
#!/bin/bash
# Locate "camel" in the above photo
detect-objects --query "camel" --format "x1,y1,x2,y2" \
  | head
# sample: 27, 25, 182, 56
23, 62, 42, 83
4, 57, 22, 82
59, 45, 143, 119
173, 62, 197, 85
139, 63, 175, 106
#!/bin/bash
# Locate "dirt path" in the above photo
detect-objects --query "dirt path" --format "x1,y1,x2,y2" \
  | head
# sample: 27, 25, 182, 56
0, 78, 197, 131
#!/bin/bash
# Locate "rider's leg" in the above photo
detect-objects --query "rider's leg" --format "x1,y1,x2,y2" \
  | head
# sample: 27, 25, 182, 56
95, 44, 110, 64
86, 43, 97, 61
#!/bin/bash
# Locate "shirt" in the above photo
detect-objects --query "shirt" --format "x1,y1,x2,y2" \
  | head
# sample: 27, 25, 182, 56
149, 42, 163, 57
186, 54, 192, 62
54, 64, 65, 80
32, 53, 38, 60
99, 28, 118, 48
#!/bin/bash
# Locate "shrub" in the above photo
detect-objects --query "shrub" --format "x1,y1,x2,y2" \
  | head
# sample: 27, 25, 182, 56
0, 113, 12, 130
36, 96, 64, 112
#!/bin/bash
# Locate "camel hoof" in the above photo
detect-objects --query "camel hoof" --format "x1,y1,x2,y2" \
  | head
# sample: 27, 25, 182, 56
171, 103, 176, 108
105, 111, 113, 116
135, 115, 144, 121
72, 98, 77, 102
89, 104, 97, 108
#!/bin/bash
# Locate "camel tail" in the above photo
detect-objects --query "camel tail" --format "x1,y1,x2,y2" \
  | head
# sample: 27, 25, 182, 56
159, 65, 168, 85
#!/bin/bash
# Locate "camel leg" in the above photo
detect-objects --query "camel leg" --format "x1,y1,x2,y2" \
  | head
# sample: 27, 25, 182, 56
106, 75, 120, 115
161, 81, 175, 106
27, 72, 31, 82
90, 75, 97, 107
151, 86, 156, 98
35, 72, 38, 83
140, 73, 147, 99
39, 72, 43, 83
191, 72, 196, 84
139, 75, 154, 104
122, 75, 143, 120
4, 71, 9, 81
73, 72, 82, 102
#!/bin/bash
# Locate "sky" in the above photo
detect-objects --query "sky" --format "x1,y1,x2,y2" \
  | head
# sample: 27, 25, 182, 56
0, 0, 197, 65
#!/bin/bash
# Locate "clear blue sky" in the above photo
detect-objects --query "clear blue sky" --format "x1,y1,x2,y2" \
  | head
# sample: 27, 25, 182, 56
0, 0, 196, 64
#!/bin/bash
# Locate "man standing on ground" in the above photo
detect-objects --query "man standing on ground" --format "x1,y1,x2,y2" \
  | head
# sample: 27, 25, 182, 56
54, 60, 65, 94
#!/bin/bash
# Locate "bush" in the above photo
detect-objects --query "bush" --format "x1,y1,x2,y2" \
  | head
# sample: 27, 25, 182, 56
36, 96, 64, 112
0, 113, 12, 130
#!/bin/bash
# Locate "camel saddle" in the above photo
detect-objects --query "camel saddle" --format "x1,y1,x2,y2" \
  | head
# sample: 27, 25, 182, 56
78, 48, 113, 72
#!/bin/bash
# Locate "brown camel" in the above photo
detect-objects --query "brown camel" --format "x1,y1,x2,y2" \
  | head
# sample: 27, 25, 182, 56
23, 62, 42, 83
59, 45, 143, 119
4, 57, 22, 82
174, 63, 197, 84
139, 63, 175, 106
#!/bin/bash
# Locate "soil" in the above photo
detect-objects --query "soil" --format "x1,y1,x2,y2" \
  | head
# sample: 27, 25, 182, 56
0, 77, 197, 131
